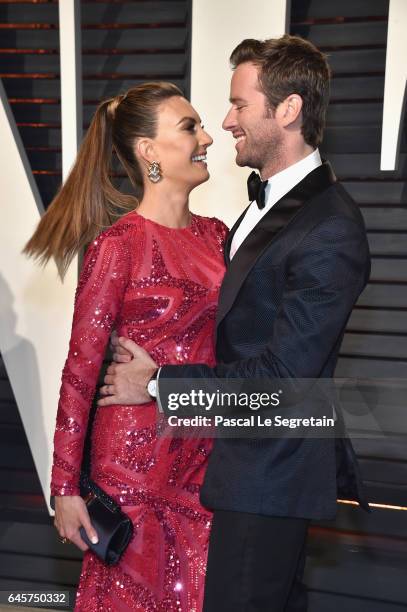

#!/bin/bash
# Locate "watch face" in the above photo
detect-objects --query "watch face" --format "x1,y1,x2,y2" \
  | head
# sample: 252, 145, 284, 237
148, 379, 157, 398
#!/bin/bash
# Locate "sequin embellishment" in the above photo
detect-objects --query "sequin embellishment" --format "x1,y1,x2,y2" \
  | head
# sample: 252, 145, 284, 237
50, 213, 228, 610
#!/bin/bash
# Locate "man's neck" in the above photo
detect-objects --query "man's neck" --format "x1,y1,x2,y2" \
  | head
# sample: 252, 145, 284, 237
260, 143, 314, 181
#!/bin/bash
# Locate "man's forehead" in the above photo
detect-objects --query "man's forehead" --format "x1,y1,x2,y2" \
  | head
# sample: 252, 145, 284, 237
231, 62, 261, 87
229, 72, 264, 102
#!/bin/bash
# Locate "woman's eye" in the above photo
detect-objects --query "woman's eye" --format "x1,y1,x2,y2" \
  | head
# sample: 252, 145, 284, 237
186, 124, 197, 132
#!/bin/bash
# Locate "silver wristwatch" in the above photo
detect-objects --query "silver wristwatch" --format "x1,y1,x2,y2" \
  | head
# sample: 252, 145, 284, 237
147, 371, 158, 399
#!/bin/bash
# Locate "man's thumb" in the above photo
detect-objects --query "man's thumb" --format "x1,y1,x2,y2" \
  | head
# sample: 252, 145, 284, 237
118, 337, 141, 357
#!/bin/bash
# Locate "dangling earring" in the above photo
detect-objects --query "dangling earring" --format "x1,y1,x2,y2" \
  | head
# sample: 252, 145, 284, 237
148, 161, 162, 183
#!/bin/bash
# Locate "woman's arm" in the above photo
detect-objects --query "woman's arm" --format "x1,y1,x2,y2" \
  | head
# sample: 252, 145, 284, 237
51, 230, 130, 494
51, 227, 130, 548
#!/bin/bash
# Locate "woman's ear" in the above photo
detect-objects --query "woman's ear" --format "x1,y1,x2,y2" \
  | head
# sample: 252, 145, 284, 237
136, 138, 159, 165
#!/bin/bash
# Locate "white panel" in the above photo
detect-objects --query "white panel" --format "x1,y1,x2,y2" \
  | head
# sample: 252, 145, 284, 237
189, 0, 289, 226
0, 82, 77, 513
59, 0, 82, 180
381, 0, 407, 171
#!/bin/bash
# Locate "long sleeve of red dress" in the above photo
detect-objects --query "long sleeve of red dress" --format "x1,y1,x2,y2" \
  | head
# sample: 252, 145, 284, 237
51, 228, 131, 496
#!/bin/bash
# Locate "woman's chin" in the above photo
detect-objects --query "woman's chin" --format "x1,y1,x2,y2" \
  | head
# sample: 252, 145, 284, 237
189, 170, 210, 189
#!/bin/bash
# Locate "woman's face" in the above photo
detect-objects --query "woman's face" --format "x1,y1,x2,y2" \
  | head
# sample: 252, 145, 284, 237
147, 96, 213, 190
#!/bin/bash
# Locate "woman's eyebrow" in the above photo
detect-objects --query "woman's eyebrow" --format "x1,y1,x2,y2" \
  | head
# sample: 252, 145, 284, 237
176, 116, 201, 125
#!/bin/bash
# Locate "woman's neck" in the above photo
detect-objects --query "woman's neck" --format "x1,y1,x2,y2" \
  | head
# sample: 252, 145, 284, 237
137, 184, 191, 229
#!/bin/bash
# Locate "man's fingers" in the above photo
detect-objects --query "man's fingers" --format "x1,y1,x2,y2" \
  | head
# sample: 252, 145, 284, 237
107, 363, 117, 375
115, 345, 133, 356
118, 338, 157, 368
100, 384, 114, 396
117, 337, 142, 357
98, 394, 119, 406
113, 353, 132, 363
104, 374, 114, 385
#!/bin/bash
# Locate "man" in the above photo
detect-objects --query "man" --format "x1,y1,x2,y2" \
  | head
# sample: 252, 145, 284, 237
99, 35, 370, 611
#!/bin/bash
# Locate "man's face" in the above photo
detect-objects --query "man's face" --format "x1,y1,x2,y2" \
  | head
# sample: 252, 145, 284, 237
222, 61, 283, 175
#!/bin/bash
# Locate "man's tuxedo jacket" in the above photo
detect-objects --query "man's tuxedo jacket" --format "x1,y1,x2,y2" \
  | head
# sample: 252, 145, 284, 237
160, 161, 371, 520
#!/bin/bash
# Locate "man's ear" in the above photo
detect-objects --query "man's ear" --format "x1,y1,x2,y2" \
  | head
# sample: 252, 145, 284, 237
135, 138, 159, 165
278, 94, 303, 128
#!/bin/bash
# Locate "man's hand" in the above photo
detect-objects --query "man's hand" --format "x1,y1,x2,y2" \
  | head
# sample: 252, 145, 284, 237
98, 337, 158, 406
110, 330, 133, 363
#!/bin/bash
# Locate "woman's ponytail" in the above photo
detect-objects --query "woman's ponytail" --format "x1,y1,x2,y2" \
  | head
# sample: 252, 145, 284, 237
23, 81, 182, 278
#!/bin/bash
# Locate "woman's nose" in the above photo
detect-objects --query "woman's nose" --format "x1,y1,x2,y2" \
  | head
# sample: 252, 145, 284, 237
201, 129, 213, 147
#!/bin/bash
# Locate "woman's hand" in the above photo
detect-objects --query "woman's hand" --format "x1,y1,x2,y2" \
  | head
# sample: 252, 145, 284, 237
54, 495, 98, 552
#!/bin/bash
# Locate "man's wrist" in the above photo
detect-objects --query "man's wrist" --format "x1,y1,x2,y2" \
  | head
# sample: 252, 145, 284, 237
146, 368, 159, 399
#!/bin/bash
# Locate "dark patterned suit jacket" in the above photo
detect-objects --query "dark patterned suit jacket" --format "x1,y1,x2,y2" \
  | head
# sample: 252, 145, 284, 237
160, 161, 371, 520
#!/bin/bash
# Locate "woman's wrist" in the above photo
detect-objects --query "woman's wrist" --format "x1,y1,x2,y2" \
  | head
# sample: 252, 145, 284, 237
51, 484, 80, 496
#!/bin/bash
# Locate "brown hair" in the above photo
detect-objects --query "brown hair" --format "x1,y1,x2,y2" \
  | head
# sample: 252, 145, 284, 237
24, 81, 182, 277
230, 35, 330, 148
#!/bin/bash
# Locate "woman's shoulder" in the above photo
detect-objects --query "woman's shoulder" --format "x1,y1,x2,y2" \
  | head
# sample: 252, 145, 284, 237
92, 210, 143, 244
83, 210, 144, 263
192, 213, 229, 236
191, 214, 229, 254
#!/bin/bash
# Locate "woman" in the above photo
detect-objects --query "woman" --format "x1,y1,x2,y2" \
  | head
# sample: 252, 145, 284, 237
24, 82, 228, 611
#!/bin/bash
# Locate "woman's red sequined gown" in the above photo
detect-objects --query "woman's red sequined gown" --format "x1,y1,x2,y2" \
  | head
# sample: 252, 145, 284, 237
50, 211, 227, 611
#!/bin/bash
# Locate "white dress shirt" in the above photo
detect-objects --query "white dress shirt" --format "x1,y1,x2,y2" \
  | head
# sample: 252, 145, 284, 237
230, 149, 322, 260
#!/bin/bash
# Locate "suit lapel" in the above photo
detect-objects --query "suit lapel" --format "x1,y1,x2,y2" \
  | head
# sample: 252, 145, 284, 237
224, 204, 249, 266
216, 161, 336, 328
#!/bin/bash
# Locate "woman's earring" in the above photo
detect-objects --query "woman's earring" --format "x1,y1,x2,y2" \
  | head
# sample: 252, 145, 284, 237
148, 161, 162, 183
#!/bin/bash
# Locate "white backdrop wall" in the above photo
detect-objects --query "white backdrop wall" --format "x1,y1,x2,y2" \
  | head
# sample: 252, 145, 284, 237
381, 0, 407, 170
189, 0, 289, 226
0, 81, 77, 513
0, 0, 81, 513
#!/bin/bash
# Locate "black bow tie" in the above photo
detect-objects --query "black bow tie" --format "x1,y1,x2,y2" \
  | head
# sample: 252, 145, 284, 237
247, 171, 268, 209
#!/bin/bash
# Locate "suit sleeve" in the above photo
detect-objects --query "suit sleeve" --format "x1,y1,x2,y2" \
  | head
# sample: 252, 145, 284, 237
50, 232, 130, 496
158, 216, 370, 393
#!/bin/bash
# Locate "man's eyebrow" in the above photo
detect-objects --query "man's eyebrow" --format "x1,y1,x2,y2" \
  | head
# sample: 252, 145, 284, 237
229, 97, 247, 104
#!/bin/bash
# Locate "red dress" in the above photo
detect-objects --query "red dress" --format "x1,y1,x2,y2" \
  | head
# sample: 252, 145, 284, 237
50, 211, 228, 611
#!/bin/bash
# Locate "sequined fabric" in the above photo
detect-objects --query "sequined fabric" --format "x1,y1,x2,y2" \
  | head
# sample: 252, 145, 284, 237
50, 211, 228, 611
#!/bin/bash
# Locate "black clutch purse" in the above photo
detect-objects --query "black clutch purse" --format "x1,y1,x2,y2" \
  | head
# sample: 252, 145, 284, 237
51, 474, 134, 566
78, 472, 134, 566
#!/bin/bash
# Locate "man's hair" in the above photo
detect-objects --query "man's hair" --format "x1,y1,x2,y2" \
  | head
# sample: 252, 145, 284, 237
230, 35, 331, 148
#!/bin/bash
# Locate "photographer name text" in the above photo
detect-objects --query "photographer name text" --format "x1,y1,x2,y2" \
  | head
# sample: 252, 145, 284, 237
167, 415, 335, 429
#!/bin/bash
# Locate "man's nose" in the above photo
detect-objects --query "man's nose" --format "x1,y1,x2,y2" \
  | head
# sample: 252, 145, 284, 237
222, 107, 236, 131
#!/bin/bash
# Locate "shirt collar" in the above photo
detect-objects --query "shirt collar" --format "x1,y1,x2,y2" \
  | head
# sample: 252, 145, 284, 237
263, 148, 322, 207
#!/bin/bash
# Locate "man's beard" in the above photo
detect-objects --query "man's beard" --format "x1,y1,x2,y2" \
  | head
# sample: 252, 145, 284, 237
236, 127, 283, 174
